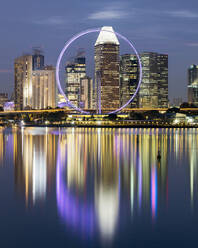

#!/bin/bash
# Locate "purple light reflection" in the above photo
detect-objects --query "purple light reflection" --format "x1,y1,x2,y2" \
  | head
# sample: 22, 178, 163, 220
56, 141, 95, 237
4, 101, 14, 111
151, 164, 158, 220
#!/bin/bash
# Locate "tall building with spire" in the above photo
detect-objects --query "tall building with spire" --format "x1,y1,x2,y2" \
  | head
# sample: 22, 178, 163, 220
94, 26, 120, 111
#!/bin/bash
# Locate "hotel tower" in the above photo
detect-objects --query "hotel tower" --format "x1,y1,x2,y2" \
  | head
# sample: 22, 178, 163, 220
94, 26, 120, 111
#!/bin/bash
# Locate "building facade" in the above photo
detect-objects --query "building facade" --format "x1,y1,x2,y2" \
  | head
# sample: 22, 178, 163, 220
120, 54, 139, 108
0, 93, 8, 107
157, 54, 169, 108
32, 49, 45, 71
32, 66, 57, 109
65, 57, 86, 108
188, 64, 198, 105
14, 50, 56, 110
139, 52, 168, 109
14, 51, 45, 110
14, 55, 33, 110
94, 26, 120, 112
79, 76, 93, 109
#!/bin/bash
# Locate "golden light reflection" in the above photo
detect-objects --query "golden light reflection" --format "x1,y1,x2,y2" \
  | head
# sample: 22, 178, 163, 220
55, 128, 169, 241
188, 129, 198, 208
11, 127, 198, 241
14, 128, 57, 206
0, 129, 4, 164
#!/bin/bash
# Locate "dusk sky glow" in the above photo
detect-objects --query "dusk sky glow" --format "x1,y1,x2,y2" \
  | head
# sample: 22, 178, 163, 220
0, 0, 198, 101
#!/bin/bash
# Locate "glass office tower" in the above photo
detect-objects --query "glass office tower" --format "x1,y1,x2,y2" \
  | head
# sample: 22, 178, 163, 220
79, 76, 93, 109
120, 54, 139, 108
65, 56, 86, 108
139, 52, 168, 109
188, 64, 198, 105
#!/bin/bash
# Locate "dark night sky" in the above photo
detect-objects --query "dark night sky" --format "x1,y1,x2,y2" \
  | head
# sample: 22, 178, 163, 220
0, 0, 198, 101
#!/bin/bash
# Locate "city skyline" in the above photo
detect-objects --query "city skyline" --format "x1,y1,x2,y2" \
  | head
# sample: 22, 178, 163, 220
1, 1, 198, 247
12, 26, 168, 112
12, 36, 169, 112
0, 0, 198, 102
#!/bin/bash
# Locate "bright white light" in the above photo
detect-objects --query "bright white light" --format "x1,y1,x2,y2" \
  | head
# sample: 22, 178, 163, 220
32, 147, 47, 204
173, 119, 180, 124
187, 117, 194, 124
95, 185, 119, 241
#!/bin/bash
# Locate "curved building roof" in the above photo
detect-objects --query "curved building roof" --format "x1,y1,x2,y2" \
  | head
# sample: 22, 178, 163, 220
95, 26, 120, 46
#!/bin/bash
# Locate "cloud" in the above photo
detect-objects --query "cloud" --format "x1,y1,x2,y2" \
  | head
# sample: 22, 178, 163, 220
88, 10, 128, 20
0, 69, 12, 74
33, 16, 66, 25
166, 10, 198, 18
88, 7, 197, 21
186, 43, 198, 47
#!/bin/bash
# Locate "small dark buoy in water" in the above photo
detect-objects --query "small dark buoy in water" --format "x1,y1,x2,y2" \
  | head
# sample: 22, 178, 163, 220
157, 150, 161, 160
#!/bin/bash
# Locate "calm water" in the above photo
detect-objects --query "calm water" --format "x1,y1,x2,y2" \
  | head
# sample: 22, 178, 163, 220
0, 127, 198, 247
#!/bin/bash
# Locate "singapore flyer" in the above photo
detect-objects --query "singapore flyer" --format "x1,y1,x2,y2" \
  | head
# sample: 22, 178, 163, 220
56, 27, 142, 115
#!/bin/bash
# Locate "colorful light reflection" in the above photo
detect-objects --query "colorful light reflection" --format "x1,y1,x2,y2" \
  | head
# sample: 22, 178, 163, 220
56, 140, 95, 237
151, 164, 158, 220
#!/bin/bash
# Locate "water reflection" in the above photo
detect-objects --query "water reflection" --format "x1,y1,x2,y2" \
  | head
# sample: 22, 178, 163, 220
56, 132, 95, 237
188, 129, 198, 207
14, 128, 57, 205
0, 128, 5, 164
51, 128, 168, 240
0, 128, 14, 165
8, 127, 198, 243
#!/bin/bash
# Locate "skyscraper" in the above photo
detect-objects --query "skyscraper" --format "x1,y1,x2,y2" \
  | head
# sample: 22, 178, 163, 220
94, 26, 120, 112
120, 54, 139, 108
32, 66, 57, 109
188, 64, 198, 105
139, 52, 168, 109
14, 50, 56, 110
157, 54, 168, 108
14, 55, 33, 110
79, 76, 93, 109
65, 56, 86, 108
